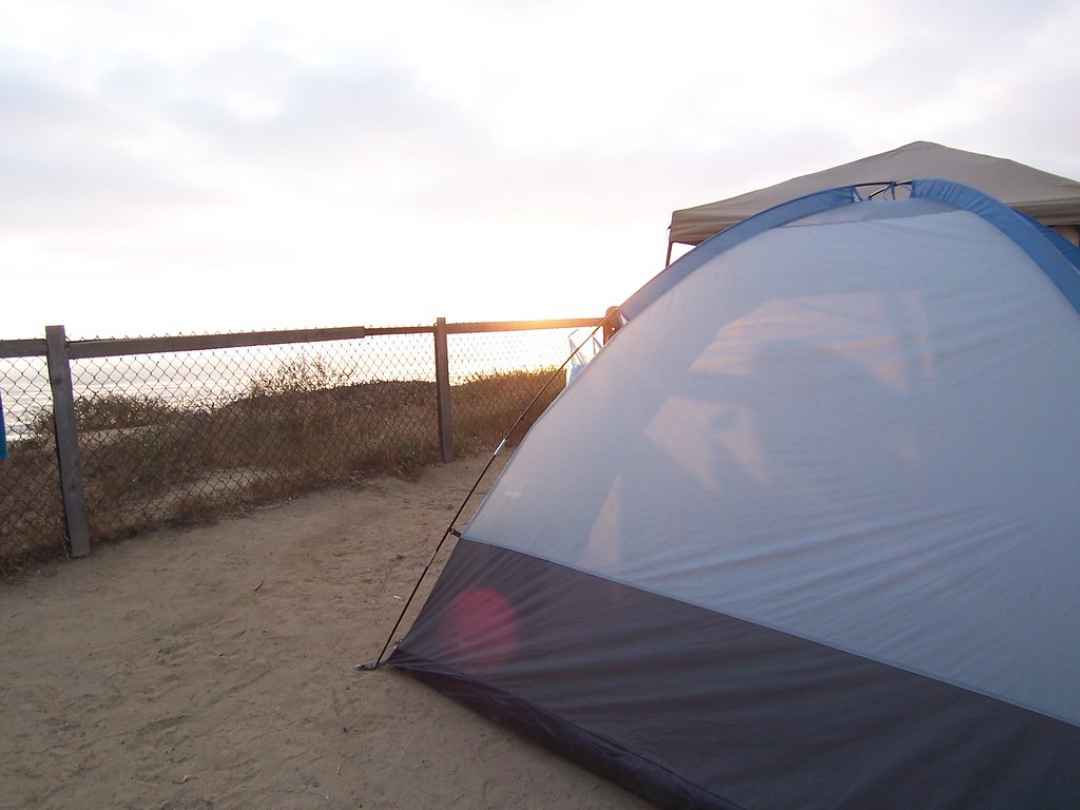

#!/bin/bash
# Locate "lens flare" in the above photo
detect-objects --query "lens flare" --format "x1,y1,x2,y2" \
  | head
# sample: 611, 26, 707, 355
442, 588, 518, 669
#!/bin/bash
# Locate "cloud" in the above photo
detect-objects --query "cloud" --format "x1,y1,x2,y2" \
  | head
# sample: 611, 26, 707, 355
0, 56, 216, 231
171, 52, 481, 165
1, 0, 1078, 337
411, 130, 858, 225
0, 44, 475, 232
946, 72, 1080, 180
2, 63, 92, 134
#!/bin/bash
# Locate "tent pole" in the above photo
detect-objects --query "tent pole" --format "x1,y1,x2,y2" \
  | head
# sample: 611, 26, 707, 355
356, 325, 604, 672
664, 237, 674, 268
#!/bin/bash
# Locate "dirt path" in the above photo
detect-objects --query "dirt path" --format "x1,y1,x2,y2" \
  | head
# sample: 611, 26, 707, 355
1, 456, 648, 810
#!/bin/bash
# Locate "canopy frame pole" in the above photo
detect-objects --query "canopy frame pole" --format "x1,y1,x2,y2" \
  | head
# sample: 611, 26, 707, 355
664, 237, 674, 268
867, 180, 912, 199
356, 325, 603, 672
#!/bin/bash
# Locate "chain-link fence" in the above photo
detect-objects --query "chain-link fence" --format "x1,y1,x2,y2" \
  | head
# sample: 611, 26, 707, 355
70, 331, 441, 544
448, 325, 600, 450
0, 318, 605, 572
0, 354, 65, 571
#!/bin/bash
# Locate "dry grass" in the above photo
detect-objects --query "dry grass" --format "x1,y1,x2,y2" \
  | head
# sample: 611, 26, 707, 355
0, 359, 563, 574
27, 391, 179, 435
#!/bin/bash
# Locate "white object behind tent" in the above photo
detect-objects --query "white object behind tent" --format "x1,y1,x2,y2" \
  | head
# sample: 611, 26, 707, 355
564, 328, 603, 387
669, 141, 1080, 255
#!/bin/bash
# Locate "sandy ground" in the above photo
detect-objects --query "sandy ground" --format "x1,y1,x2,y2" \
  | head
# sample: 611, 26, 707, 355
1, 455, 649, 810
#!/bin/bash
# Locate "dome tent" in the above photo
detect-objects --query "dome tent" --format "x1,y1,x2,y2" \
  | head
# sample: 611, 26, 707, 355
388, 180, 1080, 809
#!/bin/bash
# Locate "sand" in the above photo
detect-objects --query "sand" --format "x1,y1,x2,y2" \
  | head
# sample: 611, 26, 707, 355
0, 455, 649, 810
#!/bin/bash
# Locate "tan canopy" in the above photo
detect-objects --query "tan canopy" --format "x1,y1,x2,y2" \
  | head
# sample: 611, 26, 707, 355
670, 141, 1080, 247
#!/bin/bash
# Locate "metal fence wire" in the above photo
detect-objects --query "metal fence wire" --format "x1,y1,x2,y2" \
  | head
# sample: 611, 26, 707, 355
448, 327, 583, 450
69, 332, 438, 542
0, 318, 604, 571
0, 356, 65, 568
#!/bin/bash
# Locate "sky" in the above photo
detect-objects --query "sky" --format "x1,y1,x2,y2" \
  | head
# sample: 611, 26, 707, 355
3, 0, 1078, 339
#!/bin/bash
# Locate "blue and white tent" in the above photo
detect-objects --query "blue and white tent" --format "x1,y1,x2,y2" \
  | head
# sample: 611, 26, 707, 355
390, 180, 1080, 809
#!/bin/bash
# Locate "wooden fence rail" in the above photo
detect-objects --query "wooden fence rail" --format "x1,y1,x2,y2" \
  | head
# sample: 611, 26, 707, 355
0, 338, 48, 358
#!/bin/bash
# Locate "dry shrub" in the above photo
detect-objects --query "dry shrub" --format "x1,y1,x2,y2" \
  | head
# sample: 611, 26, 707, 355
453, 369, 564, 451
1, 356, 565, 572
27, 392, 178, 436
0, 445, 67, 574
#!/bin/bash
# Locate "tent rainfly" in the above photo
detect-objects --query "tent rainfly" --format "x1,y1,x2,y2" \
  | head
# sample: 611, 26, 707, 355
668, 141, 1080, 261
388, 179, 1080, 809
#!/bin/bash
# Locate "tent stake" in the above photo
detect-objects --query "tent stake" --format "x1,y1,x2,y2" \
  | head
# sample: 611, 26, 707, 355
356, 325, 603, 672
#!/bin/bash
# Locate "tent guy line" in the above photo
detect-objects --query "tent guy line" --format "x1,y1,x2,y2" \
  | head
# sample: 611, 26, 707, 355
357, 324, 605, 672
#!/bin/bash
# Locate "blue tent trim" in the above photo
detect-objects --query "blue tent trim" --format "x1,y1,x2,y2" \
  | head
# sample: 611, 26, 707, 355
911, 178, 1080, 316
623, 179, 1080, 322
1015, 211, 1080, 273
621, 186, 857, 320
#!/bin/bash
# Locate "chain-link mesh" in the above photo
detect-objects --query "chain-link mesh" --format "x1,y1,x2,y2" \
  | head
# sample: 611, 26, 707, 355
1, 321, 602, 565
448, 327, 598, 453
68, 333, 438, 542
0, 356, 65, 572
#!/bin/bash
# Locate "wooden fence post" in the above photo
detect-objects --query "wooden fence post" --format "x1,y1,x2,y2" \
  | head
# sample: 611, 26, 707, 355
433, 317, 454, 463
45, 325, 91, 557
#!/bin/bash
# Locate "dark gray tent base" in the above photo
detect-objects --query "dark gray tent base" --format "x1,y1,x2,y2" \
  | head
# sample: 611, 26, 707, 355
389, 540, 1080, 810
394, 664, 732, 809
